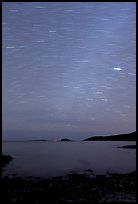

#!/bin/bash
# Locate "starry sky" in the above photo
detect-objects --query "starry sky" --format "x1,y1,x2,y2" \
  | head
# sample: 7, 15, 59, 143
2, 2, 136, 140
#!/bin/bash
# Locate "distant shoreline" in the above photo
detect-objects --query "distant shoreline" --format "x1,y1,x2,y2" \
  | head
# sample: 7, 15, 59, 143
2, 132, 136, 142
83, 132, 136, 141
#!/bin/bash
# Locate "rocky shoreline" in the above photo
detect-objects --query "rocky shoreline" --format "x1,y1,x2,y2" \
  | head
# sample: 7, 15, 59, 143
2, 155, 13, 168
1, 171, 136, 203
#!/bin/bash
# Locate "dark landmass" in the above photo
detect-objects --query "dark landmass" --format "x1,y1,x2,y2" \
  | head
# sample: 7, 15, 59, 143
117, 145, 136, 149
2, 155, 13, 168
1, 171, 136, 202
83, 132, 136, 141
60, 138, 71, 141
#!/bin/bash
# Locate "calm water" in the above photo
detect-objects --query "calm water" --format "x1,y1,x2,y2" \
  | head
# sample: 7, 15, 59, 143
2, 141, 136, 179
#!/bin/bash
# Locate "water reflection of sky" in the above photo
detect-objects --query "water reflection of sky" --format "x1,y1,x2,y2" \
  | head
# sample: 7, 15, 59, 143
2, 141, 136, 178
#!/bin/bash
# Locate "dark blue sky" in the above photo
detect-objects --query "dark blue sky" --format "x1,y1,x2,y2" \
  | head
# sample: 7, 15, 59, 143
2, 2, 136, 140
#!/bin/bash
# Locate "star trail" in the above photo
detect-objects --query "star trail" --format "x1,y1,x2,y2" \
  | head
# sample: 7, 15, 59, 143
2, 2, 136, 140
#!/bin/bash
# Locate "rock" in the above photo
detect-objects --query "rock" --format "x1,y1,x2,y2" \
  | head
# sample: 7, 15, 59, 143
9, 198, 18, 202
2, 155, 13, 168
117, 145, 136, 149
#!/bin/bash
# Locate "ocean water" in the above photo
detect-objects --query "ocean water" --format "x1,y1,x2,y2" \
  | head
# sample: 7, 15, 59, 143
2, 141, 136, 179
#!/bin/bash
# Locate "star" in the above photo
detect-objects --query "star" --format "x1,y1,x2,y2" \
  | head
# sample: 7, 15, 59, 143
113, 67, 122, 71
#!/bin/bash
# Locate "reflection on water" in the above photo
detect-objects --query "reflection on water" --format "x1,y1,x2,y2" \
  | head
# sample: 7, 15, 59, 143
2, 141, 136, 178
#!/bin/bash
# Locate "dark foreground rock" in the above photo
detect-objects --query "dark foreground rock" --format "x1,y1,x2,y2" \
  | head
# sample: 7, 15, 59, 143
2, 155, 13, 168
1, 172, 136, 203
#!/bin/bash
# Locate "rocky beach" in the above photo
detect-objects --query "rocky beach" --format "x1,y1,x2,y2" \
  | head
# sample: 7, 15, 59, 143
2, 163, 136, 203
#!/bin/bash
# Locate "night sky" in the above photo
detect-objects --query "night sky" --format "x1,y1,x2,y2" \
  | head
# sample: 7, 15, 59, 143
2, 2, 136, 140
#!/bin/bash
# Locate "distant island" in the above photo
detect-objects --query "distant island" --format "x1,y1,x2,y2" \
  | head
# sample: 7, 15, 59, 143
60, 138, 71, 141
83, 132, 136, 141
